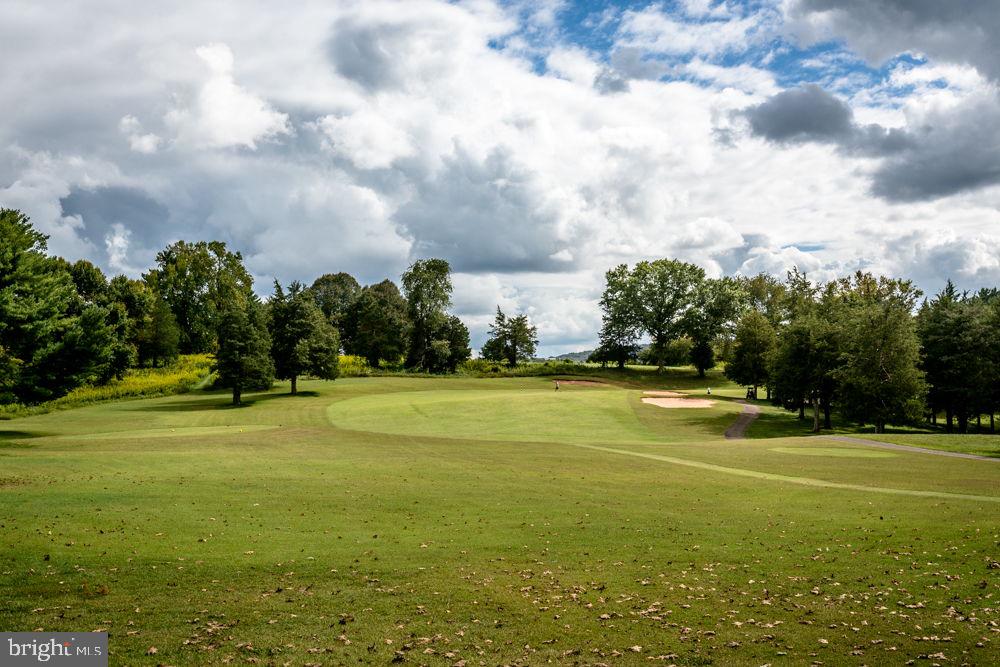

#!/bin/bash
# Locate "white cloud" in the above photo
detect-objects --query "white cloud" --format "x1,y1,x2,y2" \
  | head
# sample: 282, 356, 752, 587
166, 43, 291, 150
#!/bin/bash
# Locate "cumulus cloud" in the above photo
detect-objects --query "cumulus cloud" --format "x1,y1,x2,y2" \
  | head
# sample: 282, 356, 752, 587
166, 43, 291, 150
743, 84, 1000, 201
785, 0, 1000, 81
2, 0, 1000, 354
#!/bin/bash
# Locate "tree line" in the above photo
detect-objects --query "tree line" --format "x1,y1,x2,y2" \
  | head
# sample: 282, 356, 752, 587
597, 258, 1000, 434
0, 209, 475, 406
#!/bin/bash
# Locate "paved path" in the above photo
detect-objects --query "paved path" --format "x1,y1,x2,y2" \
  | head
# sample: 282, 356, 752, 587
821, 435, 999, 462
725, 401, 761, 439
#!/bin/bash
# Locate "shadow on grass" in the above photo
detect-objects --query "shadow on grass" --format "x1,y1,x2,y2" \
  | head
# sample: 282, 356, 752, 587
138, 390, 320, 412
0, 430, 46, 449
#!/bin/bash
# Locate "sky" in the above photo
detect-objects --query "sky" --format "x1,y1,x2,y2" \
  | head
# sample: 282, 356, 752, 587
2, 0, 999, 355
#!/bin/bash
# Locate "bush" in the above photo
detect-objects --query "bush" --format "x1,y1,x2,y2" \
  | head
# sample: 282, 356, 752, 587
338, 355, 373, 377
0, 354, 213, 419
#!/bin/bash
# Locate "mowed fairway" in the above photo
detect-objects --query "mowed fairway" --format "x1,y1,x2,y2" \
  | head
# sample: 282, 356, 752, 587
1, 377, 998, 666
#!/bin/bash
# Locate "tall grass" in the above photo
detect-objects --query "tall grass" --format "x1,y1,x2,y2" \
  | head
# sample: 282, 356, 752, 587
0, 354, 213, 420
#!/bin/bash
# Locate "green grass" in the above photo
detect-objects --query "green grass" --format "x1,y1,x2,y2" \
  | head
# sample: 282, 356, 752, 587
1, 375, 997, 666
860, 433, 1000, 458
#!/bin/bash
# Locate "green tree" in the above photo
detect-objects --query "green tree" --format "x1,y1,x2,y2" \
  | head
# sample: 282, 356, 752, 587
269, 281, 340, 394
214, 293, 274, 406
69, 259, 108, 304
597, 264, 640, 369
434, 315, 471, 373
310, 272, 360, 347
833, 273, 926, 433
146, 240, 253, 353
684, 277, 746, 377
629, 259, 705, 371
481, 307, 538, 367
137, 296, 180, 367
0, 209, 118, 403
402, 259, 454, 371
725, 311, 776, 399
343, 279, 410, 367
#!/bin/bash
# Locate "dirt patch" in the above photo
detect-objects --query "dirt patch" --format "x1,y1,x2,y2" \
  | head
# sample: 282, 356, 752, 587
725, 402, 761, 439
555, 380, 609, 387
641, 397, 715, 409
642, 390, 686, 398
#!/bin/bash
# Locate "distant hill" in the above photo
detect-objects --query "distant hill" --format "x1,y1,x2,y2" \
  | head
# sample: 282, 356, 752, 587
548, 350, 594, 363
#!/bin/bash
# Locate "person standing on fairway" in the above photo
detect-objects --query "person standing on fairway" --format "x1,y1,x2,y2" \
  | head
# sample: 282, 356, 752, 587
555, 380, 560, 391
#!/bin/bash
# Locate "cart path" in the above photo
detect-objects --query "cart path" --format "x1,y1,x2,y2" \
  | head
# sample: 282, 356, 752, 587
821, 435, 999, 462
725, 401, 761, 439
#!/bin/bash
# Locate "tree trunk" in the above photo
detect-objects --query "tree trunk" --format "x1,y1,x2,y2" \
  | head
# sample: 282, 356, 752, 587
232, 386, 242, 406
291, 375, 297, 395
765, 386, 771, 401
946, 407, 953, 433
977, 414, 982, 431
991, 413, 995, 434
811, 395, 820, 433
822, 400, 832, 430
798, 401, 805, 420
875, 420, 885, 434
958, 412, 968, 434
617, 359, 625, 369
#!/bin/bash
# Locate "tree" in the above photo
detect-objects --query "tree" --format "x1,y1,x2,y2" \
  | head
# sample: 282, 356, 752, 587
0, 209, 118, 403
684, 277, 746, 377
833, 273, 926, 433
343, 279, 410, 367
725, 311, 776, 399
402, 259, 454, 371
69, 259, 108, 304
597, 264, 640, 369
481, 307, 539, 367
214, 294, 274, 406
137, 296, 180, 367
630, 259, 705, 371
434, 315, 471, 373
146, 240, 253, 353
917, 283, 991, 432
269, 281, 340, 394
310, 272, 360, 346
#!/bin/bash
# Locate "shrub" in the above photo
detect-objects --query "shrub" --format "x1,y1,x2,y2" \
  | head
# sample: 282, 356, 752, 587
0, 354, 213, 419
339, 355, 373, 377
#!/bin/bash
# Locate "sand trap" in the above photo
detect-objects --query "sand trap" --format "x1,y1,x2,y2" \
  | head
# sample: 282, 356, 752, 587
643, 390, 686, 398
770, 446, 896, 459
641, 397, 715, 409
555, 380, 609, 387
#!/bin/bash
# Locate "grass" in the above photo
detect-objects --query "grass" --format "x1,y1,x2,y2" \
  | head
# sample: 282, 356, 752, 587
860, 433, 1000, 459
0, 374, 997, 665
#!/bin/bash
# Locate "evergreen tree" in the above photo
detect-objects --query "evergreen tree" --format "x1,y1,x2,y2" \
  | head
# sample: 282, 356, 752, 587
137, 296, 180, 367
269, 281, 340, 394
214, 294, 274, 406
684, 277, 746, 377
481, 307, 538, 367
0, 209, 118, 403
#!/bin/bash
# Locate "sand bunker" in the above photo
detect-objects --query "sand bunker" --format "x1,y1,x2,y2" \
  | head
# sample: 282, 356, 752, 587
555, 380, 609, 387
641, 397, 715, 408
643, 390, 686, 398
770, 446, 896, 459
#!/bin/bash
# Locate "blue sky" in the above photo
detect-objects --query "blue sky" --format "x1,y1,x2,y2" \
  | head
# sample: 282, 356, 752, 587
2, 0, 999, 354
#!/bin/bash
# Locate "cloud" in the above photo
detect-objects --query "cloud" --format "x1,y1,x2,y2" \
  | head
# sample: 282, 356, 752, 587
743, 84, 1000, 201
785, 0, 1000, 81
166, 43, 291, 150
118, 116, 162, 154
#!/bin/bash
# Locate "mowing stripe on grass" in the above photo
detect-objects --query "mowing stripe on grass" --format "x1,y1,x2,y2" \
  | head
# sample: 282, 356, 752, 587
565, 442, 1000, 503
